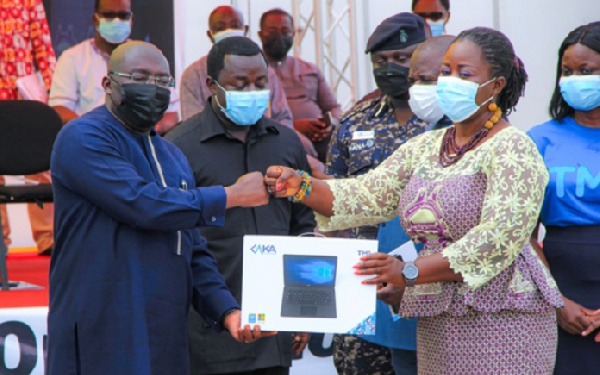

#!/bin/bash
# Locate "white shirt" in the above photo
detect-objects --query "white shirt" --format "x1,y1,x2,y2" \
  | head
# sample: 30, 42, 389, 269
49, 39, 179, 116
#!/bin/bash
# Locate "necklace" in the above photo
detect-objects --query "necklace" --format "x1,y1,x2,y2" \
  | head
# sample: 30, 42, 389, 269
439, 126, 489, 167
439, 103, 502, 167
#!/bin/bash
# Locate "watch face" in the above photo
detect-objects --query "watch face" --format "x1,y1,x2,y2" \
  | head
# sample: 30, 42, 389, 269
403, 265, 418, 279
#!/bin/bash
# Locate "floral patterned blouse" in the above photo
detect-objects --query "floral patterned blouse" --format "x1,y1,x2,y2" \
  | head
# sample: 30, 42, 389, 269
317, 126, 563, 317
0, 0, 56, 100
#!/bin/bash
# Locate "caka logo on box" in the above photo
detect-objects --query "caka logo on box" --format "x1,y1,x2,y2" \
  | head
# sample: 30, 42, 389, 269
250, 244, 277, 255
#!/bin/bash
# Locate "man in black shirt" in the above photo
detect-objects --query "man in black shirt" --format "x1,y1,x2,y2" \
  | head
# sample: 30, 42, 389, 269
166, 37, 315, 375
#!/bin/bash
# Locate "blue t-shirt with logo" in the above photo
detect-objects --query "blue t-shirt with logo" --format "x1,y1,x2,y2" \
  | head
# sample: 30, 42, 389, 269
528, 116, 600, 226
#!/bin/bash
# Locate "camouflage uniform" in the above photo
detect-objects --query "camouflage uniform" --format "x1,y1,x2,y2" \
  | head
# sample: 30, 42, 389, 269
326, 93, 429, 375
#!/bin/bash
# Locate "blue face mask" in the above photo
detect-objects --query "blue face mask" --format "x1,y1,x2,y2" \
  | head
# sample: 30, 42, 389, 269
214, 82, 270, 126
97, 18, 131, 44
426, 19, 445, 37
436, 76, 495, 123
559, 75, 600, 111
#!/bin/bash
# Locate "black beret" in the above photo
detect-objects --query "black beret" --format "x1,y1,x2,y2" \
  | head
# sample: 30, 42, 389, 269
365, 12, 426, 54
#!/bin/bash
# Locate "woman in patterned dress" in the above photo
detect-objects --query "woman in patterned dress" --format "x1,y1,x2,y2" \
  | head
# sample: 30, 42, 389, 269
265, 27, 562, 374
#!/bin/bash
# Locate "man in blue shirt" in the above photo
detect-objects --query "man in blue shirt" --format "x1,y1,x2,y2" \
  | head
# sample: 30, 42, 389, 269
48, 41, 273, 375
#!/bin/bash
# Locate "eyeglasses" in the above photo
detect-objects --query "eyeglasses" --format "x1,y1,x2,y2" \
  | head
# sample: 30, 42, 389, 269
109, 71, 175, 88
96, 11, 133, 20
415, 12, 444, 21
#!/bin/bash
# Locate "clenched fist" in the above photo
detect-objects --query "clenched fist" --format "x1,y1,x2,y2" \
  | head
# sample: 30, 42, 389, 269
225, 171, 269, 208
264, 166, 301, 198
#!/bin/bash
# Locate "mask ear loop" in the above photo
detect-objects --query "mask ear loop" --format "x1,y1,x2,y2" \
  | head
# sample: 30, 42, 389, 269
212, 80, 228, 111
477, 77, 497, 108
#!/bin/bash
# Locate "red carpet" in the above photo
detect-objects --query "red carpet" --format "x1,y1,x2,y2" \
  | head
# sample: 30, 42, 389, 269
0, 252, 50, 308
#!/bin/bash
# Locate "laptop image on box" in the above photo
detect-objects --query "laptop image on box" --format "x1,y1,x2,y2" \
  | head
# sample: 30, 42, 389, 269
281, 254, 337, 319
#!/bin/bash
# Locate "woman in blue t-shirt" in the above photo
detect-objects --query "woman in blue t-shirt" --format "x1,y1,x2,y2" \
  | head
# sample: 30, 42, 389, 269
528, 21, 600, 375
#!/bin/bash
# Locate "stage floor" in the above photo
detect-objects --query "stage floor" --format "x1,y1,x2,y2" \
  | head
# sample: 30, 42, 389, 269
1, 252, 49, 308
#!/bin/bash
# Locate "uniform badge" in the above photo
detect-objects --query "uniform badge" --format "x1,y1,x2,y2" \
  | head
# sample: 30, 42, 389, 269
400, 29, 407, 43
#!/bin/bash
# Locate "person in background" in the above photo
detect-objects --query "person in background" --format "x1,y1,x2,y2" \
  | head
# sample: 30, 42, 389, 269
168, 36, 314, 375
408, 35, 455, 130
325, 13, 429, 375
179, 6, 327, 177
357, 34, 455, 375
258, 8, 341, 164
528, 21, 600, 375
49, 0, 180, 134
0, 0, 56, 255
412, 0, 450, 37
180, 5, 292, 129
47, 41, 273, 375
266, 26, 563, 375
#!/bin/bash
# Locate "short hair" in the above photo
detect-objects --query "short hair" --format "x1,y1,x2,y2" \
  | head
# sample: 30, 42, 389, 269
416, 34, 455, 54
208, 6, 244, 29
260, 8, 294, 30
94, 0, 100, 12
411, 35, 455, 70
412, 0, 450, 12
454, 27, 527, 116
549, 21, 600, 121
206, 37, 267, 82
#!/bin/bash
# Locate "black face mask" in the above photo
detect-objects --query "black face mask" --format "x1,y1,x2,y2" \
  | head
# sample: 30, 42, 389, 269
115, 83, 171, 133
373, 63, 410, 99
262, 34, 293, 61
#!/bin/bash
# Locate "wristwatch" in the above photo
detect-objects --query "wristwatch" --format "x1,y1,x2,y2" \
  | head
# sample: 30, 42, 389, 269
402, 261, 419, 287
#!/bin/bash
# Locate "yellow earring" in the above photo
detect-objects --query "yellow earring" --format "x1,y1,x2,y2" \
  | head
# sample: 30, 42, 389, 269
485, 103, 502, 130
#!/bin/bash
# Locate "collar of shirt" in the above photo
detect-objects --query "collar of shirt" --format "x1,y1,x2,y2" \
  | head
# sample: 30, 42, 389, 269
91, 39, 111, 62
272, 56, 305, 82
340, 92, 427, 135
194, 98, 280, 143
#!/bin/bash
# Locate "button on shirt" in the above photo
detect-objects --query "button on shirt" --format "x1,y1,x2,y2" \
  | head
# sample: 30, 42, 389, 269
326, 94, 430, 239
179, 55, 293, 128
0, 0, 56, 100
49, 38, 179, 116
272, 56, 341, 120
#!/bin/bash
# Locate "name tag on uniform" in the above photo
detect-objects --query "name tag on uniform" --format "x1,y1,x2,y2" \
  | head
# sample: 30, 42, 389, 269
352, 131, 375, 141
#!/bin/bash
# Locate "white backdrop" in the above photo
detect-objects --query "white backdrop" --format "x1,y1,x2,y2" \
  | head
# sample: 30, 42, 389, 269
173, 0, 599, 130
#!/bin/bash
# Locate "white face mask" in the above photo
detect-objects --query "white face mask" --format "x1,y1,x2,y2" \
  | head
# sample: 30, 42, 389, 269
409, 83, 445, 124
210, 29, 245, 43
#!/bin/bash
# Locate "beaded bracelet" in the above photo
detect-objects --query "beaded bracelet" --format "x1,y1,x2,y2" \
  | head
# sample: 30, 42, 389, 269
290, 170, 312, 203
